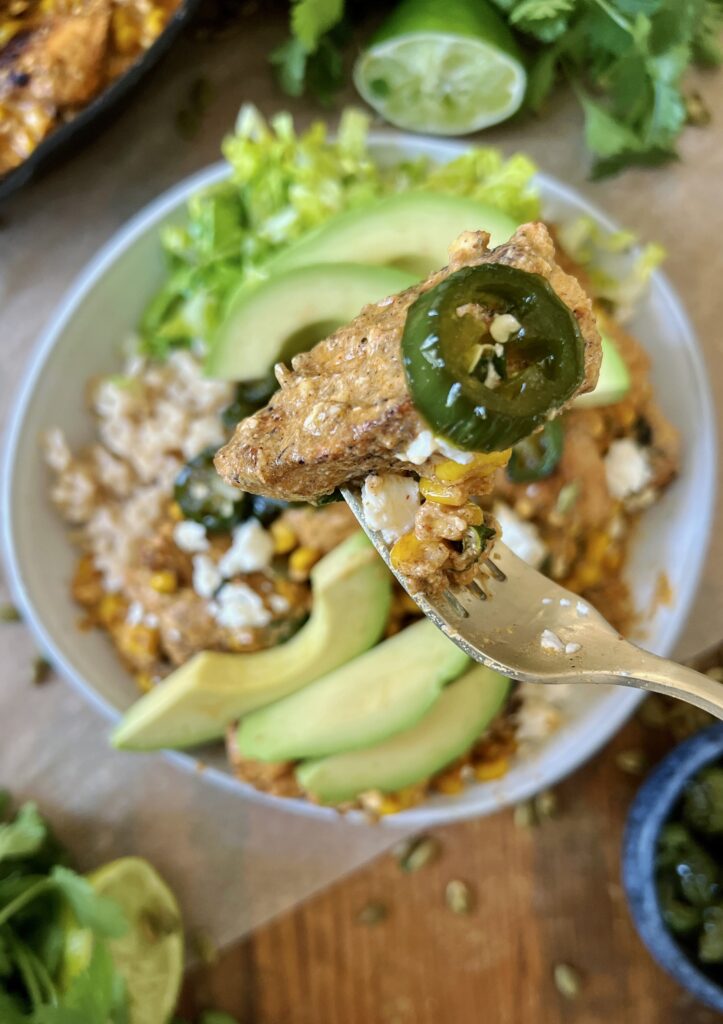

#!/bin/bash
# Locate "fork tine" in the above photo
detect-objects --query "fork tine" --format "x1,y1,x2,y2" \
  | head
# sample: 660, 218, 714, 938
484, 557, 506, 582
469, 578, 488, 599
444, 590, 469, 618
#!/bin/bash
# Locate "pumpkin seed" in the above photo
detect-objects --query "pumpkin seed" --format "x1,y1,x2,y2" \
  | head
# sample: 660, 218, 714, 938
356, 902, 387, 926
553, 962, 581, 1000
513, 800, 537, 828
615, 749, 648, 776
31, 657, 51, 686
534, 789, 558, 818
398, 835, 440, 873
445, 879, 473, 915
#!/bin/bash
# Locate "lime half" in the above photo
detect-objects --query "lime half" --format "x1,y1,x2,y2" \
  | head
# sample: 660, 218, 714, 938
353, 0, 526, 135
88, 857, 184, 1024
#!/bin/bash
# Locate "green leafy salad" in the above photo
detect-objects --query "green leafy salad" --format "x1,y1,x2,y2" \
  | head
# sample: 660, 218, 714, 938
141, 105, 659, 363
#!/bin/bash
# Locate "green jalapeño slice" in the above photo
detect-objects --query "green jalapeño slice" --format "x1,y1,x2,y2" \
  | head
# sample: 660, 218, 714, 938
401, 264, 585, 451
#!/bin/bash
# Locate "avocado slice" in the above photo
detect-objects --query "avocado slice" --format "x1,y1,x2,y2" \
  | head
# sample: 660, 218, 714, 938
236, 619, 470, 762
296, 664, 511, 804
111, 533, 391, 751
572, 331, 631, 408
207, 263, 416, 381
267, 193, 518, 278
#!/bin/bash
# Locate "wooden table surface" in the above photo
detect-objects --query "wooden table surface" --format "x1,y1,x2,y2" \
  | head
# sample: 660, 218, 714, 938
178, 706, 722, 1024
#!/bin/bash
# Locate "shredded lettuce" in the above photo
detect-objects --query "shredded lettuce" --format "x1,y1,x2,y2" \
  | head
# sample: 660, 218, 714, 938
139, 105, 541, 358
556, 215, 665, 323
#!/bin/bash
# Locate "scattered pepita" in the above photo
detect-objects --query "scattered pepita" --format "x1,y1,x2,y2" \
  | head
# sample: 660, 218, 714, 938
31, 657, 51, 686
0, 603, 20, 623
553, 962, 581, 1000
398, 835, 440, 873
615, 749, 648, 776
445, 879, 473, 915
534, 789, 558, 818
513, 800, 537, 828
356, 901, 388, 926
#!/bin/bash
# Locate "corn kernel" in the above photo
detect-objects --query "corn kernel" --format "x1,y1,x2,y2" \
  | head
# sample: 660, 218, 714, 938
112, 7, 139, 54
604, 548, 623, 571
271, 520, 297, 555
586, 531, 609, 565
435, 450, 511, 482
576, 563, 603, 589
419, 477, 464, 506
474, 757, 509, 782
436, 772, 464, 795
390, 530, 425, 569
116, 624, 159, 664
144, 7, 166, 40
150, 570, 177, 594
135, 672, 154, 694
0, 21, 22, 48
168, 502, 183, 522
98, 594, 126, 627
289, 546, 321, 580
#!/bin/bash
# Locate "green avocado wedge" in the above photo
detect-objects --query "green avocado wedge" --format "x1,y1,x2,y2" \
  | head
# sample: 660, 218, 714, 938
236, 619, 470, 762
265, 192, 518, 279
572, 331, 631, 409
296, 664, 510, 805
111, 533, 391, 751
206, 263, 416, 381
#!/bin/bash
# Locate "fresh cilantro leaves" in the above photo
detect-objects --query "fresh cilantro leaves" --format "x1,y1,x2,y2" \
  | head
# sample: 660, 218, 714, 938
490, 0, 721, 175
0, 796, 130, 1023
271, 0, 347, 103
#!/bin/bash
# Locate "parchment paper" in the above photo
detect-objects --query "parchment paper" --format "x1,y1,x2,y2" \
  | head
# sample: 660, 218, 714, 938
1, 13, 722, 947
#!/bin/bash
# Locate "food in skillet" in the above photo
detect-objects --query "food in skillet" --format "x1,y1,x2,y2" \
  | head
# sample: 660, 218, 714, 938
0, 0, 181, 175
215, 222, 602, 594
42, 110, 679, 813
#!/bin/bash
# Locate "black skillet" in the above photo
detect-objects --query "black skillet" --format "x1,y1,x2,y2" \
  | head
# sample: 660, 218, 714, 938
0, 0, 204, 203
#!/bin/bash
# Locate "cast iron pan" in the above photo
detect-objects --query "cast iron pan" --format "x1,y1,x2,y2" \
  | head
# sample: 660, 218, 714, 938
0, 0, 203, 203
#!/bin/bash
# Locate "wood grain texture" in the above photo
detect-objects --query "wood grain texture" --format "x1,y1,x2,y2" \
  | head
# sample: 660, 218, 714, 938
179, 710, 723, 1024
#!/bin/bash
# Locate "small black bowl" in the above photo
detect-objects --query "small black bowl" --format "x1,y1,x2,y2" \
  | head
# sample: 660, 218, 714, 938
623, 722, 723, 1012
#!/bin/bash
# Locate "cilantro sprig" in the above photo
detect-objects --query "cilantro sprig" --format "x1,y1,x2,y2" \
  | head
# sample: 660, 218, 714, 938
0, 792, 129, 1023
271, 0, 721, 176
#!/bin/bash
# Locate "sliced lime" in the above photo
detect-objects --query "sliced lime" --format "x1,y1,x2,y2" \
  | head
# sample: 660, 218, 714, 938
87, 857, 184, 1024
353, 0, 526, 136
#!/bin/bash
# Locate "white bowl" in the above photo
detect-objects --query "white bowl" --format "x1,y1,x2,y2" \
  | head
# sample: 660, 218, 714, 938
2, 136, 717, 828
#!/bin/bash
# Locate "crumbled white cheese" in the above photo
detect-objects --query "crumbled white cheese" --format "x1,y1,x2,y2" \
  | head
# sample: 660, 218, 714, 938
604, 439, 653, 500
559, 598, 571, 607
210, 583, 271, 629
576, 601, 589, 617
493, 502, 548, 569
361, 474, 421, 544
126, 601, 145, 626
565, 642, 582, 654
192, 554, 222, 599
269, 593, 290, 614
540, 629, 565, 652
173, 520, 209, 553
218, 519, 274, 578
490, 313, 521, 344
515, 696, 563, 742
396, 430, 474, 466
542, 597, 553, 605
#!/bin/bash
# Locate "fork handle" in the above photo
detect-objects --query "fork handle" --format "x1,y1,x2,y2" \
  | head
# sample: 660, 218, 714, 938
613, 646, 723, 719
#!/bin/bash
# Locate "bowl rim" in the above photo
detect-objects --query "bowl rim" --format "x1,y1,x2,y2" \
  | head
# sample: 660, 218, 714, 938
1, 133, 718, 827
623, 723, 723, 1011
